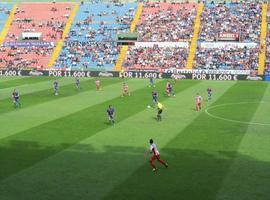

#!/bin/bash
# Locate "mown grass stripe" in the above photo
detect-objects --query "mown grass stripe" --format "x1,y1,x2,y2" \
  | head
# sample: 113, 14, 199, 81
0, 76, 27, 83
0, 80, 233, 200
105, 82, 268, 200
0, 77, 88, 100
0, 80, 196, 182
0, 78, 121, 115
0, 78, 144, 141
0, 76, 55, 90
216, 84, 270, 200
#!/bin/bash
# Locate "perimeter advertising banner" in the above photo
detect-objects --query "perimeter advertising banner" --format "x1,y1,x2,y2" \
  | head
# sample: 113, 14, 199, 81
0, 69, 264, 81
264, 70, 270, 81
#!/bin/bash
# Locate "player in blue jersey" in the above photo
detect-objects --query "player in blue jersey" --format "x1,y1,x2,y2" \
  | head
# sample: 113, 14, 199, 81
207, 87, 212, 101
149, 77, 155, 87
107, 105, 115, 125
76, 78, 81, 90
152, 90, 158, 107
12, 89, 21, 108
53, 80, 59, 95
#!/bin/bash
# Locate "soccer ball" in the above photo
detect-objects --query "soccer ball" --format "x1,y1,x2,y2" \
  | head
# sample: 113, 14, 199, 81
147, 105, 151, 108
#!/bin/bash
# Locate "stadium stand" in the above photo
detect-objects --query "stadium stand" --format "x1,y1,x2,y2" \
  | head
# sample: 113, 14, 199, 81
0, 3, 14, 46
0, 1, 269, 72
54, 2, 137, 70
0, 3, 13, 34
136, 2, 197, 42
258, 3, 267, 75
199, 2, 261, 43
265, 4, 270, 72
0, 3, 73, 69
194, 2, 262, 70
124, 46, 188, 70
123, 2, 196, 70
194, 46, 259, 70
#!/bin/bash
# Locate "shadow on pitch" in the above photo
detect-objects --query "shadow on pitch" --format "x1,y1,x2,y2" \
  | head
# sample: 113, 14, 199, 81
0, 141, 270, 200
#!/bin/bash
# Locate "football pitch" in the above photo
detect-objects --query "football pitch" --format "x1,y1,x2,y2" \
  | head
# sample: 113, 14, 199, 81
0, 76, 270, 200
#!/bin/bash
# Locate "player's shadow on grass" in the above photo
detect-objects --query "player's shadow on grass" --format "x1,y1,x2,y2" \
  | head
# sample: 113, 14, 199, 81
104, 121, 112, 125
0, 141, 270, 199
152, 116, 158, 121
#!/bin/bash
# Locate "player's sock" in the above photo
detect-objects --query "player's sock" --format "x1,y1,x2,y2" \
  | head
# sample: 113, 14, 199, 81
150, 162, 157, 171
158, 159, 167, 167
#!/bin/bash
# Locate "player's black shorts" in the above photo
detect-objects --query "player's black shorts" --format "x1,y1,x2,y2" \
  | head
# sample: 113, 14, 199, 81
158, 109, 163, 114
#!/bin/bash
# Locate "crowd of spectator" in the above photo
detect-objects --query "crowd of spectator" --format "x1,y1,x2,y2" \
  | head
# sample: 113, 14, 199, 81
0, 46, 53, 69
5, 5, 70, 42
56, 41, 119, 68
0, 4, 12, 32
0, 2, 267, 71
0, 3, 72, 69
265, 5, 270, 71
55, 3, 136, 69
194, 46, 259, 70
0, 5, 10, 14
199, 2, 262, 42
123, 46, 188, 70
136, 2, 197, 42
192, 2, 262, 71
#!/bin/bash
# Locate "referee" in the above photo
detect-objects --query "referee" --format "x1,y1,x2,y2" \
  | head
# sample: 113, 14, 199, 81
157, 102, 164, 121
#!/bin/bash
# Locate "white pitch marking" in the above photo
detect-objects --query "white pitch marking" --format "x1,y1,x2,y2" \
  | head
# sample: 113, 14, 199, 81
205, 101, 270, 126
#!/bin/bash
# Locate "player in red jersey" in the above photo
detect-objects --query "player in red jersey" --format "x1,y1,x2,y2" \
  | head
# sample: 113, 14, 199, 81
95, 79, 100, 91
148, 139, 168, 172
165, 81, 170, 96
122, 82, 130, 97
196, 93, 202, 111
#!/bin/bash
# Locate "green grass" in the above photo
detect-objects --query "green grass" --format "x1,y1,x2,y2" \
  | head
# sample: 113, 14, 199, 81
0, 77, 269, 200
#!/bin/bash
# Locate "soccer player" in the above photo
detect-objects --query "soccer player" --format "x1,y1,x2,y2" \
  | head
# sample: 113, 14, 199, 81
53, 80, 59, 96
196, 93, 202, 111
149, 77, 155, 87
166, 81, 175, 97
120, 69, 125, 79
122, 82, 130, 97
76, 78, 81, 90
149, 139, 168, 172
152, 90, 158, 106
12, 89, 21, 108
207, 87, 212, 101
107, 105, 115, 125
165, 81, 170, 96
96, 79, 101, 91
157, 101, 164, 121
